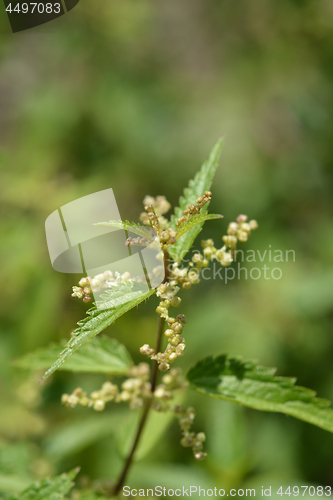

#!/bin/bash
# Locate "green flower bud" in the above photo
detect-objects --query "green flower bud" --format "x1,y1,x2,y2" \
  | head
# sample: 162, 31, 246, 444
177, 314, 187, 324
120, 391, 131, 402
156, 305, 166, 315
164, 329, 174, 338
236, 214, 248, 223
170, 335, 180, 346
154, 387, 165, 399
227, 222, 238, 235
171, 296, 181, 307
159, 363, 170, 372
188, 270, 200, 284
175, 343, 186, 355
171, 322, 183, 333
66, 395, 79, 408
168, 228, 177, 238
140, 344, 154, 355
216, 249, 225, 261
162, 374, 173, 385
192, 253, 203, 264
203, 247, 213, 259
249, 219, 258, 230
94, 400, 105, 411
181, 436, 194, 447
241, 222, 251, 233
80, 396, 90, 407
61, 394, 70, 405
79, 278, 90, 288
237, 231, 248, 243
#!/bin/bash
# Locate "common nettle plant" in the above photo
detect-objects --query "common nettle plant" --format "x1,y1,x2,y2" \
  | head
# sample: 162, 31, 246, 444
15, 139, 333, 500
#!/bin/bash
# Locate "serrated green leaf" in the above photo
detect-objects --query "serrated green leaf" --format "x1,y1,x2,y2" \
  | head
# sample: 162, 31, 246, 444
187, 355, 333, 433
40, 283, 154, 381
15, 336, 132, 375
94, 220, 153, 240
174, 213, 223, 241
6, 468, 79, 500
169, 137, 224, 262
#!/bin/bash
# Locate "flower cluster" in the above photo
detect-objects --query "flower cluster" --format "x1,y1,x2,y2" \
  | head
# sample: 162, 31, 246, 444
176, 191, 212, 227
125, 236, 153, 248
152, 368, 187, 411
174, 405, 207, 461
61, 363, 151, 411
140, 282, 187, 371
222, 214, 258, 258
71, 271, 132, 304
165, 214, 259, 290
139, 195, 171, 231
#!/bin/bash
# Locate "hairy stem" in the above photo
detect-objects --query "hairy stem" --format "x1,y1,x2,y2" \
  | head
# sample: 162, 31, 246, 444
113, 250, 170, 496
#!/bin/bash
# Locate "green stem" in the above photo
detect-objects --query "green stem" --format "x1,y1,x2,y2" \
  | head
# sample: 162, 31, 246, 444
113, 250, 170, 496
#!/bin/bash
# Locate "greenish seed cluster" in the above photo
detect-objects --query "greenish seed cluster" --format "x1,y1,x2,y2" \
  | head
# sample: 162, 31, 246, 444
61, 363, 151, 411
140, 282, 187, 371
174, 405, 207, 461
176, 191, 212, 227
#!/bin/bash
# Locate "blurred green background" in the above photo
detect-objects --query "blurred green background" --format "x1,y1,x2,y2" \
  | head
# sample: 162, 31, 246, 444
1, 0, 333, 497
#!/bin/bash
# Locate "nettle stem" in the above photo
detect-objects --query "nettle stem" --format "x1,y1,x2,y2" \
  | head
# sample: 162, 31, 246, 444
113, 250, 170, 496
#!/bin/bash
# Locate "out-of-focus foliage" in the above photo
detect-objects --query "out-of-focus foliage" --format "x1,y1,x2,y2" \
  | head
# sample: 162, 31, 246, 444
6, 468, 79, 500
1, 0, 333, 497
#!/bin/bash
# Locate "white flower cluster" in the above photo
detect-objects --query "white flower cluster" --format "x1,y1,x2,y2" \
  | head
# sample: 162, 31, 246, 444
71, 271, 132, 304
139, 195, 171, 231
61, 363, 151, 411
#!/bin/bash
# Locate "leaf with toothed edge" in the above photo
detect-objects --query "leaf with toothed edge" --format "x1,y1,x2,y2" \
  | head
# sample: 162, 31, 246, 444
6, 467, 80, 500
15, 336, 132, 375
94, 220, 154, 241
40, 284, 154, 381
173, 213, 223, 241
169, 137, 224, 262
187, 355, 333, 433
